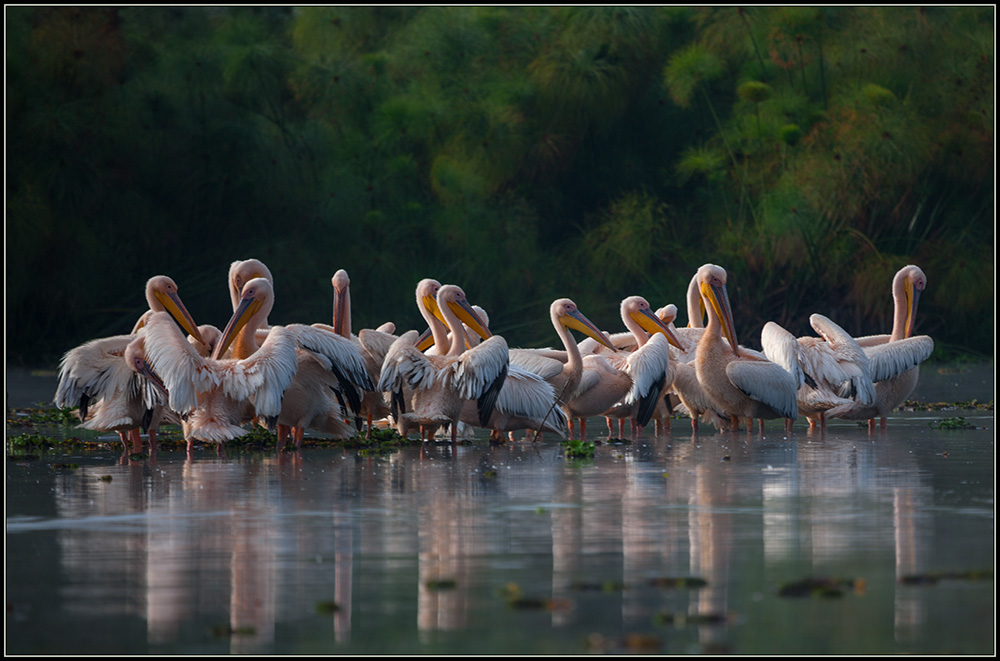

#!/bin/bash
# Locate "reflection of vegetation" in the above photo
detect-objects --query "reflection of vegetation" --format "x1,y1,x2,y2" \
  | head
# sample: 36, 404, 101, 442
6, 7, 994, 368
778, 576, 866, 598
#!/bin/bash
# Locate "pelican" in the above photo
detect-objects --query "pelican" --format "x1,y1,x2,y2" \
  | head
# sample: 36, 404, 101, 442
457, 363, 570, 442
377, 284, 508, 443
651, 303, 726, 433
829, 265, 934, 429
507, 299, 617, 437
596, 296, 679, 440
54, 275, 205, 453
455, 301, 599, 442
319, 268, 394, 438
768, 313, 876, 429
226, 258, 275, 352
142, 277, 373, 452
694, 264, 799, 432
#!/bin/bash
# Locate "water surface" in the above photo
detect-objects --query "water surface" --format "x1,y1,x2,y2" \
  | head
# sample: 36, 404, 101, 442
5, 364, 995, 655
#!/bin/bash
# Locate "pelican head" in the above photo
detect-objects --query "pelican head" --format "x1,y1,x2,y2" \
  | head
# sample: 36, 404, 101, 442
696, 264, 739, 355
214, 277, 272, 360
553, 298, 616, 351
437, 285, 492, 340
144, 275, 205, 345
332, 269, 351, 336
124, 337, 169, 398
229, 259, 273, 310
416, 278, 443, 323
897, 265, 926, 339
622, 295, 683, 349
656, 304, 679, 326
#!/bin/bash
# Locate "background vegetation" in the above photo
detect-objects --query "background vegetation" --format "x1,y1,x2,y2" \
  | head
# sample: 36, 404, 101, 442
6, 7, 994, 368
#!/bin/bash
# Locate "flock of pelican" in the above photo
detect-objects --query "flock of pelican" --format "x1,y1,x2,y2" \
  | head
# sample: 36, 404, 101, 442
54, 260, 934, 454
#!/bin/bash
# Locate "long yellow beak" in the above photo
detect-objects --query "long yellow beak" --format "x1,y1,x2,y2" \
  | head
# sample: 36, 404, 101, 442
562, 309, 616, 351
631, 307, 683, 350
702, 280, 739, 355
214, 294, 263, 360
415, 327, 435, 352
448, 298, 492, 340
152, 289, 205, 345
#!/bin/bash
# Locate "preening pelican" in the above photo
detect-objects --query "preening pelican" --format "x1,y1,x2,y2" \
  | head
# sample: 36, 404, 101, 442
54, 275, 204, 452
143, 277, 373, 452
771, 313, 876, 429
377, 284, 508, 443
829, 265, 934, 429
596, 296, 679, 440
694, 264, 799, 431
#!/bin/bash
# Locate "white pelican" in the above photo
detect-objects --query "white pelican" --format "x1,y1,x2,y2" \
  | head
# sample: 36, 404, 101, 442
507, 299, 617, 437
377, 284, 508, 443
142, 277, 373, 452
457, 363, 570, 442
828, 265, 934, 429
226, 258, 275, 352
321, 268, 394, 438
694, 264, 799, 432
596, 296, 679, 440
54, 275, 205, 452
767, 313, 876, 429
651, 303, 726, 433
453, 301, 598, 442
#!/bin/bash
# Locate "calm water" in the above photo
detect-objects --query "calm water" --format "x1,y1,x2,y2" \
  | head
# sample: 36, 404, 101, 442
5, 364, 996, 655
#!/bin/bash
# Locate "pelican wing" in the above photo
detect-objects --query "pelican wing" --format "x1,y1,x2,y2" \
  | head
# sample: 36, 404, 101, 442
853, 334, 891, 348
219, 325, 299, 419
495, 364, 560, 420
622, 333, 671, 404
54, 333, 134, 414
287, 324, 375, 414
453, 335, 509, 426
864, 336, 934, 383
761, 321, 805, 388
508, 348, 566, 382
358, 328, 398, 370
287, 324, 374, 391
726, 359, 799, 419
378, 330, 435, 392
142, 312, 221, 414
804, 313, 875, 405
620, 334, 670, 427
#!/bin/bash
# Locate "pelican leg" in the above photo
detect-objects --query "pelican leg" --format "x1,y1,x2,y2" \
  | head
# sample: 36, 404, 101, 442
880, 416, 888, 430
148, 429, 159, 453
579, 417, 587, 440
118, 431, 130, 453
276, 425, 290, 452
293, 426, 305, 449
129, 428, 143, 454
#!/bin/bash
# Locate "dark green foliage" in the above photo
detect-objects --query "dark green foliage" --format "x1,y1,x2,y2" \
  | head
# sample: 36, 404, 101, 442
7, 7, 992, 368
